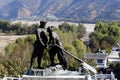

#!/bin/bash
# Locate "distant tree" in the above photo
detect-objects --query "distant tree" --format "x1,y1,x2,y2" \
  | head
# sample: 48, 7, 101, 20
63, 44, 79, 70
0, 20, 39, 35
64, 44, 77, 55
105, 36, 117, 46
94, 22, 105, 33
89, 21, 120, 52
28, 23, 39, 34
58, 22, 74, 32
72, 39, 86, 59
77, 23, 86, 38
100, 40, 111, 53
0, 20, 11, 32
1, 36, 34, 76
89, 36, 100, 52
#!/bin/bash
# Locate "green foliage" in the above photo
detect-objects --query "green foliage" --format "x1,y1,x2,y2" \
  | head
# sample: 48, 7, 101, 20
77, 23, 86, 38
5, 43, 16, 55
0, 63, 5, 77
58, 22, 74, 32
95, 22, 106, 33
25, 35, 36, 44
64, 44, 79, 70
0, 20, 39, 35
57, 22, 86, 44
15, 38, 24, 44
0, 20, 11, 33
41, 49, 50, 67
100, 40, 111, 53
64, 44, 77, 55
89, 36, 100, 52
0, 37, 33, 77
90, 31, 106, 41
90, 21, 120, 52
59, 31, 74, 44
72, 39, 86, 59
108, 62, 120, 72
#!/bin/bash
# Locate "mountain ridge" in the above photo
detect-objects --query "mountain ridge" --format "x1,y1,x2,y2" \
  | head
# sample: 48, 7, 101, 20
0, 0, 120, 22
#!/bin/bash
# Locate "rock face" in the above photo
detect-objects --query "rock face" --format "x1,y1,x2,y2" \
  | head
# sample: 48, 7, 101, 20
0, 0, 120, 22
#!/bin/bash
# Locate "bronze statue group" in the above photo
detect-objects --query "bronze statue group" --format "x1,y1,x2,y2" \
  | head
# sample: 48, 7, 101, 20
29, 21, 67, 70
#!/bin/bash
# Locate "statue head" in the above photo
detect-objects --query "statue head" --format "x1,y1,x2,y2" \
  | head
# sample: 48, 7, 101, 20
47, 26, 54, 33
39, 21, 47, 28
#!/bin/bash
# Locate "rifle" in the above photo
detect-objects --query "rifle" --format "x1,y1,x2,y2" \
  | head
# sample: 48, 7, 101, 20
55, 44, 97, 73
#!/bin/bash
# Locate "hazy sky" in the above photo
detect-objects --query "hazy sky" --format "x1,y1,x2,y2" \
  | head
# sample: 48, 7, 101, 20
0, 0, 14, 8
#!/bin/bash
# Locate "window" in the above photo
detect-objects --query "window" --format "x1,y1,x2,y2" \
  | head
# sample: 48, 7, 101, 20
97, 59, 103, 64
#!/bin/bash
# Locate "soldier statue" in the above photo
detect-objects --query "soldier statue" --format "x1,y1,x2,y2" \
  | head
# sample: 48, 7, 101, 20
47, 26, 67, 70
30, 21, 48, 69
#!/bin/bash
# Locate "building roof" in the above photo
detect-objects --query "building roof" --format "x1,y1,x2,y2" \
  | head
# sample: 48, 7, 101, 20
108, 51, 120, 58
108, 51, 120, 62
84, 53, 107, 59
